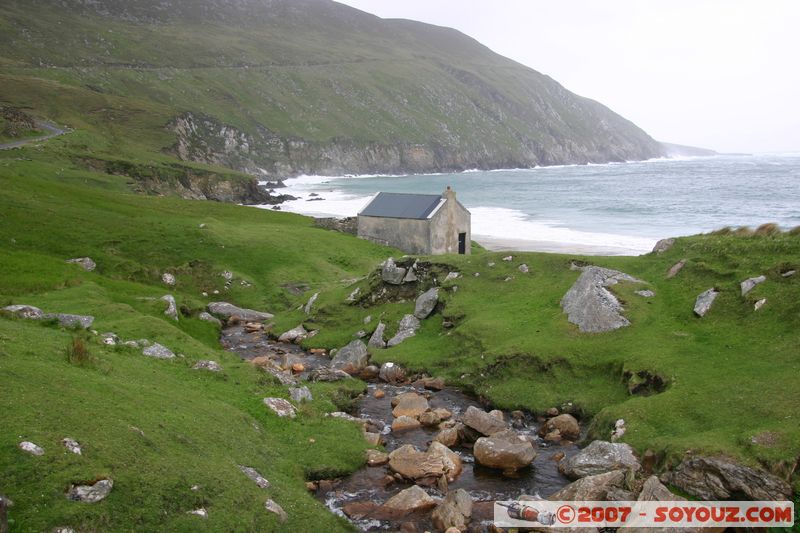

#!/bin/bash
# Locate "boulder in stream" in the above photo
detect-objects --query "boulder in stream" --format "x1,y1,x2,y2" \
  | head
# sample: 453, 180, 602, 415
539, 413, 580, 441
558, 440, 640, 479
462, 405, 507, 436
431, 488, 472, 532
381, 485, 436, 514
330, 340, 369, 375
473, 430, 536, 473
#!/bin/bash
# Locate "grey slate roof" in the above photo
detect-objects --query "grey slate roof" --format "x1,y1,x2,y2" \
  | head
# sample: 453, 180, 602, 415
359, 192, 443, 220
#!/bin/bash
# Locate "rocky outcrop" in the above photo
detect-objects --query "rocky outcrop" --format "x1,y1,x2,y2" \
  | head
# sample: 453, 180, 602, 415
652, 238, 675, 254
693, 288, 719, 317
330, 340, 369, 375
661, 456, 792, 501
207, 301, 273, 322
561, 266, 643, 333
558, 441, 640, 479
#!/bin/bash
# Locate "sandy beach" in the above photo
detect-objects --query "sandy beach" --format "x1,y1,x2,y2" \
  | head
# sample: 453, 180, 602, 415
473, 235, 647, 256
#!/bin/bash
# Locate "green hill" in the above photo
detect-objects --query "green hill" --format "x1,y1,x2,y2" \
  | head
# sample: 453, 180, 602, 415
0, 0, 663, 179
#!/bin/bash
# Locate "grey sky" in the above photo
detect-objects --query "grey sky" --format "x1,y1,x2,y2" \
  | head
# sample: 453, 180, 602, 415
336, 0, 800, 153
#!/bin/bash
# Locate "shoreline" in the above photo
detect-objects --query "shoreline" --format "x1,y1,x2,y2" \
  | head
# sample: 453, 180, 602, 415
473, 235, 647, 256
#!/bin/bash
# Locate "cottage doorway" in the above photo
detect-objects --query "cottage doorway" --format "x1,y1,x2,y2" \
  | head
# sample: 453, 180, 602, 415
458, 232, 466, 254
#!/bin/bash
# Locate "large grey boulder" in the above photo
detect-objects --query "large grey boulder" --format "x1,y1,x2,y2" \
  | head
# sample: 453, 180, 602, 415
330, 340, 369, 374
431, 488, 472, 532
66, 257, 96, 271
44, 313, 94, 329
462, 405, 507, 436
558, 440, 640, 479
2, 305, 44, 319
18, 441, 44, 456
142, 343, 175, 359
549, 470, 626, 501
367, 322, 386, 348
161, 294, 178, 321
474, 431, 536, 472
414, 287, 439, 319
661, 456, 791, 501
740, 275, 766, 296
381, 257, 407, 285
67, 479, 113, 503
561, 266, 643, 333
207, 302, 273, 322
386, 314, 420, 347
693, 288, 719, 317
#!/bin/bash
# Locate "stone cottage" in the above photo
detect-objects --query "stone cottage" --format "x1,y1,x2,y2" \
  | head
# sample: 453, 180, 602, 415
357, 187, 471, 255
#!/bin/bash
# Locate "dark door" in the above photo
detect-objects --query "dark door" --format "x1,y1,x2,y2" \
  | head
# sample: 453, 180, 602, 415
458, 232, 466, 254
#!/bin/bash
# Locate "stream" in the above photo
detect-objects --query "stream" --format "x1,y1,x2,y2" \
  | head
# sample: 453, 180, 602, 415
221, 325, 580, 531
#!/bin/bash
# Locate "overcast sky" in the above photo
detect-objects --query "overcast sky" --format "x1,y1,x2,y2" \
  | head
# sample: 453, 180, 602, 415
337, 0, 800, 153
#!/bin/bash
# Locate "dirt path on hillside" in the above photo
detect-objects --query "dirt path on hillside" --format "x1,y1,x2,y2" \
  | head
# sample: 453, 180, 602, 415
0, 121, 67, 150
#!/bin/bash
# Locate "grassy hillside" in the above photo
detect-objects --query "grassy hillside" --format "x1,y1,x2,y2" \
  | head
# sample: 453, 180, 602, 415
0, 0, 663, 177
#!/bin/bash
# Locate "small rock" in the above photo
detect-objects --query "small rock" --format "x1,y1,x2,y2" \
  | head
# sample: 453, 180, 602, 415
636, 289, 655, 297
278, 324, 308, 343
353, 329, 367, 338
160, 295, 178, 321
740, 275, 766, 296
443, 272, 460, 282
611, 418, 626, 441
489, 409, 504, 421
666, 258, 687, 278
419, 376, 445, 390
652, 238, 675, 254
363, 315, 372, 324
504, 276, 513, 282
545, 407, 559, 417
239, 465, 270, 489
392, 416, 421, 432
289, 386, 313, 403
434, 425, 461, 447
374, 388, 385, 399
518, 264, 529, 273
67, 479, 113, 503
62, 438, 82, 455
19, 441, 44, 456
303, 292, 319, 314
345, 287, 361, 302
264, 499, 288, 522
161, 273, 176, 285
473, 272, 480, 277
558, 440, 640, 479
502, 255, 513, 261
431, 488, 472, 532
781, 269, 796, 277
3, 304, 45, 319
368, 322, 387, 348
381, 258, 407, 285
462, 405, 507, 436
379, 362, 406, 384
382, 485, 436, 514
539, 413, 580, 440
330, 339, 370, 374
366, 449, 389, 466
44, 313, 95, 329
263, 397, 297, 418
474, 431, 536, 472
754, 298, 767, 310
187, 508, 208, 519
291, 362, 304, 373
386, 314, 421, 347
198, 311, 221, 326
363, 431, 381, 446
693, 288, 719, 317
66, 257, 96, 271
142, 343, 175, 359
100, 332, 119, 345
309, 367, 352, 382
192, 359, 222, 372
391, 392, 429, 418
414, 287, 439, 319
403, 267, 418, 283
418, 411, 441, 427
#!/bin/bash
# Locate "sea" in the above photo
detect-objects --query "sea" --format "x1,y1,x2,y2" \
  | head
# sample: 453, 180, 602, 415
257, 154, 800, 256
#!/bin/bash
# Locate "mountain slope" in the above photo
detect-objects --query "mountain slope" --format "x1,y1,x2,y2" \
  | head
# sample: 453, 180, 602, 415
0, 0, 664, 177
